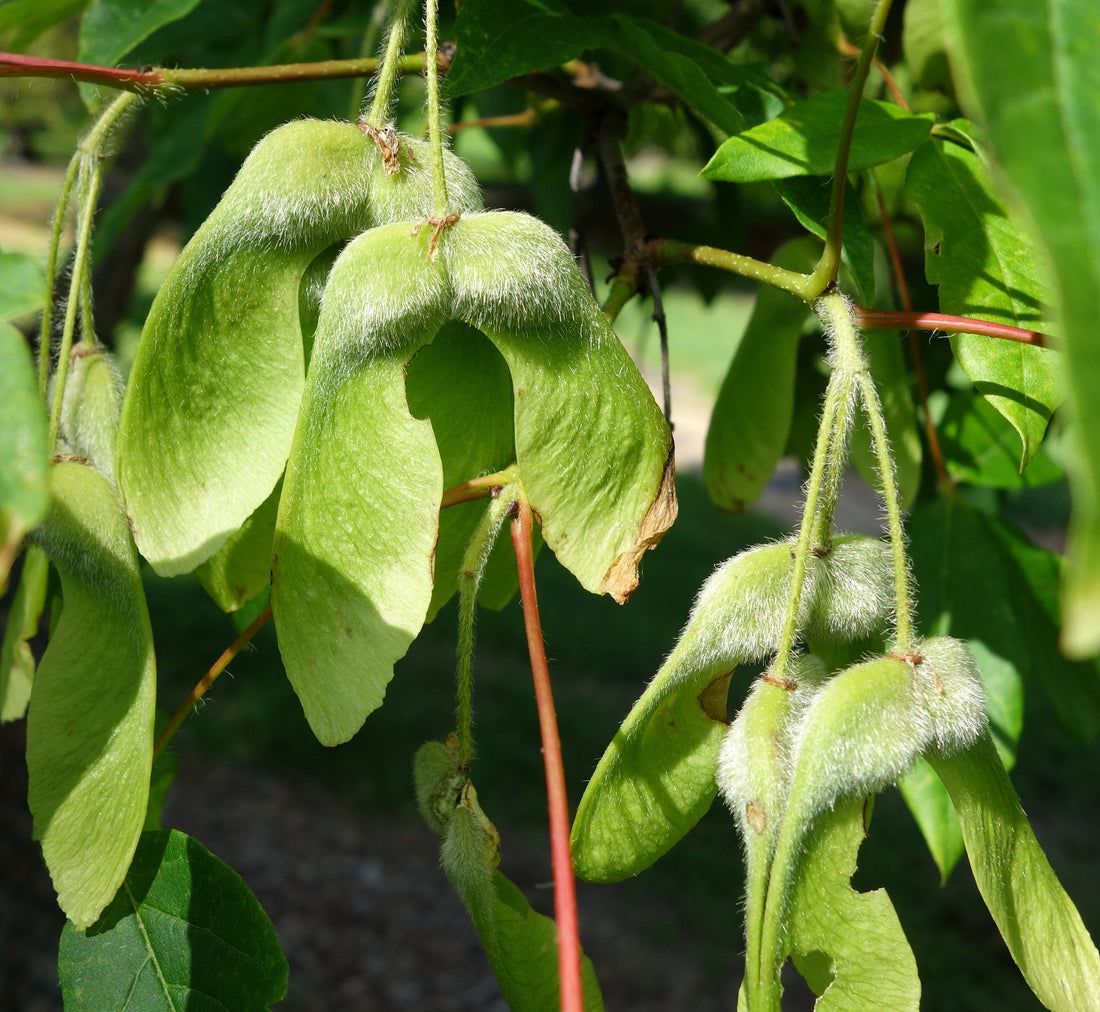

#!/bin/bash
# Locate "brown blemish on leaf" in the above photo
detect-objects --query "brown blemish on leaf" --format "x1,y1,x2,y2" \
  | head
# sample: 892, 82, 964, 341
599, 446, 678, 604
698, 669, 735, 723
358, 122, 402, 175
746, 801, 767, 835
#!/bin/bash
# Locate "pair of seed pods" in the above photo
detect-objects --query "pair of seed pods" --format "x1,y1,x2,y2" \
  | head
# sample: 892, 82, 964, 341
570, 535, 987, 883
115, 118, 676, 746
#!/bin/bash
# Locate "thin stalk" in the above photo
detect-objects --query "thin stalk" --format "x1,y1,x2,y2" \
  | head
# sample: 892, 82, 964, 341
423, 0, 449, 216
510, 497, 584, 1012
37, 153, 80, 393
45, 91, 137, 447
804, 0, 894, 297
455, 490, 514, 768
820, 293, 914, 650
440, 466, 517, 510
873, 184, 952, 491
856, 370, 914, 650
650, 238, 811, 298
809, 372, 859, 547
771, 367, 855, 683
349, 0, 388, 118
365, 0, 417, 127
153, 605, 273, 758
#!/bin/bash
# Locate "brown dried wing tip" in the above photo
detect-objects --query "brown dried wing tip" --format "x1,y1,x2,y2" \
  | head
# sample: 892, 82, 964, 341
599, 446, 678, 604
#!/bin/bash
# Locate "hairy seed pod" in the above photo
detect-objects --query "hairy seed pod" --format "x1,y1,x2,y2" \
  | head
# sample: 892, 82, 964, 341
913, 636, 989, 754
57, 345, 124, 482
788, 654, 930, 815
716, 655, 828, 842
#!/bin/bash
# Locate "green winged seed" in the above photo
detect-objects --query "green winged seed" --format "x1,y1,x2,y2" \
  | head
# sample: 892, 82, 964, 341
571, 537, 890, 882
26, 460, 156, 929
271, 223, 449, 746
57, 345, 124, 482
274, 211, 675, 745
442, 211, 676, 602
117, 119, 482, 576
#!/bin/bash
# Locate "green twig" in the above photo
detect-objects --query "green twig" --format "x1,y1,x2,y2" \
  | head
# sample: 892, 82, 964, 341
423, 0, 449, 216
455, 489, 515, 769
153, 606, 273, 758
366, 0, 417, 127
803, 0, 894, 298
46, 91, 138, 448
37, 153, 80, 393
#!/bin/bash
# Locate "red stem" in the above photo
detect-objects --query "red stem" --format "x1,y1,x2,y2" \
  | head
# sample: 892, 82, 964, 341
0, 51, 161, 87
153, 605, 273, 758
856, 308, 1048, 347
510, 499, 584, 1012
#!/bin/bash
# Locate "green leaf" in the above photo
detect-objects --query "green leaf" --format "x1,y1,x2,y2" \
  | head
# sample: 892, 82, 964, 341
572, 536, 893, 882
414, 743, 605, 1011
787, 796, 921, 1009
851, 332, 922, 509
0, 0, 87, 46
905, 136, 1064, 468
195, 479, 280, 613
405, 321, 516, 620
0, 322, 50, 594
704, 238, 817, 512
927, 732, 1100, 1010
941, 0, 1100, 657
271, 224, 449, 747
448, 5, 746, 133
0, 545, 48, 721
902, 0, 950, 90
0, 250, 45, 320
936, 388, 1063, 489
443, 211, 676, 604
701, 91, 934, 182
59, 829, 288, 1011
26, 460, 156, 929
78, 0, 205, 70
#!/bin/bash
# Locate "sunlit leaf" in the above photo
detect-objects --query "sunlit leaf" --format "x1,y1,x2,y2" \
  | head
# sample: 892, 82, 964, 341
26, 460, 156, 929
905, 135, 1063, 468
702, 91, 933, 182
928, 732, 1100, 1009
941, 0, 1100, 656
59, 829, 287, 1011
78, 0, 204, 70
936, 388, 1063, 489
0, 322, 49, 593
